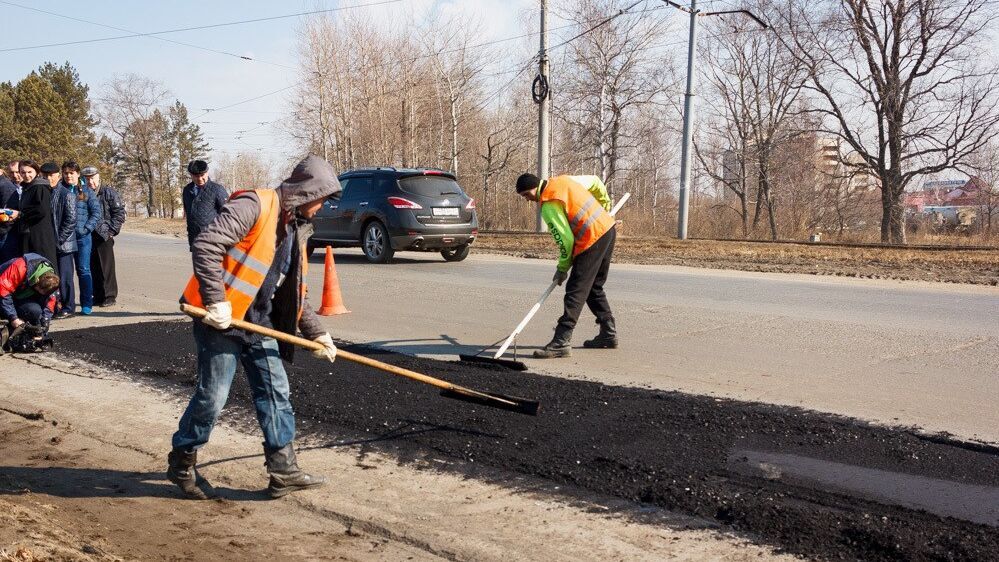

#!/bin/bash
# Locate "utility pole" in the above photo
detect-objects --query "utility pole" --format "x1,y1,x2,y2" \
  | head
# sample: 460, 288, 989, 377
665, 1, 767, 240
535, 0, 551, 233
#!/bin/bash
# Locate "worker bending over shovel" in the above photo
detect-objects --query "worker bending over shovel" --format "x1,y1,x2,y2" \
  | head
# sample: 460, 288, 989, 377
171, 155, 340, 499
0, 253, 59, 353
515, 173, 617, 358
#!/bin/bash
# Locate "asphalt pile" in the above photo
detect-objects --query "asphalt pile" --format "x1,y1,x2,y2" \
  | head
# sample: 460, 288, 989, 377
57, 321, 999, 561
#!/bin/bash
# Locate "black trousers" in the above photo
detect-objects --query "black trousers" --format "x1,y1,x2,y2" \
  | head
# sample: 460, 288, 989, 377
557, 228, 615, 334
14, 301, 45, 325
91, 234, 118, 303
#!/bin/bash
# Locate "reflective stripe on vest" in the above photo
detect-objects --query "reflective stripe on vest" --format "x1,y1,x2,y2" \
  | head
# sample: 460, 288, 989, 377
180, 189, 282, 320
540, 175, 615, 257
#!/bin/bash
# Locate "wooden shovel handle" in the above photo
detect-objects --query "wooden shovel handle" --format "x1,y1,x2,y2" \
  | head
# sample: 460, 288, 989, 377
180, 303, 455, 392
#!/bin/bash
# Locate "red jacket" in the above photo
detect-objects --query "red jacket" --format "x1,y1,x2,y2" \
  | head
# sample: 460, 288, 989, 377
0, 253, 58, 322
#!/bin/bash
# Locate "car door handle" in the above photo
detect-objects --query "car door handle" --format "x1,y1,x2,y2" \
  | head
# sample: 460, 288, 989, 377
358, 202, 368, 207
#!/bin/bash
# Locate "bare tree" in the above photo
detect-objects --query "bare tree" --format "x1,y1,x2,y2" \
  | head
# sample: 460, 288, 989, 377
698, 1, 810, 240
784, 0, 999, 244
212, 151, 277, 193
556, 0, 672, 197
97, 74, 170, 216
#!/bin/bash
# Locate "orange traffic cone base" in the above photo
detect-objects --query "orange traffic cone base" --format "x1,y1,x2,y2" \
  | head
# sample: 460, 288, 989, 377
318, 246, 350, 316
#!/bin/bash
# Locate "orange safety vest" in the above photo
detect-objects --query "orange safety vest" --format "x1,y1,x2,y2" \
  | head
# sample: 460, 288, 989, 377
540, 175, 615, 257
181, 189, 308, 321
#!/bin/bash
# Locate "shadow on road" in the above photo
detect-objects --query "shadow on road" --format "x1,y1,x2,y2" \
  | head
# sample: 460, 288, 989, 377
81, 311, 185, 319
0, 466, 270, 501
307, 252, 448, 266
197, 420, 501, 470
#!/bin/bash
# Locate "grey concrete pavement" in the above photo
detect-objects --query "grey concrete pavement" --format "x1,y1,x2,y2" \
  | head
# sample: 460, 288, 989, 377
58, 232, 999, 443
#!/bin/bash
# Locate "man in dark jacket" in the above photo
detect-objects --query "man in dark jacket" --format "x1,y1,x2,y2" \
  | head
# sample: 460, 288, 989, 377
169, 155, 339, 500
82, 167, 125, 307
0, 165, 21, 264
181, 160, 228, 252
18, 162, 59, 273
47, 163, 77, 319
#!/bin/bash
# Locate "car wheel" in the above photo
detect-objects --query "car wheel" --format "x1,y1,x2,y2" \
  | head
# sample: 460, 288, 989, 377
441, 244, 470, 262
362, 221, 394, 264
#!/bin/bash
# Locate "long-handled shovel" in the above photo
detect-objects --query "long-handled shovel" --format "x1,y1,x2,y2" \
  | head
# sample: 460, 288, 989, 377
180, 304, 539, 416
460, 192, 631, 369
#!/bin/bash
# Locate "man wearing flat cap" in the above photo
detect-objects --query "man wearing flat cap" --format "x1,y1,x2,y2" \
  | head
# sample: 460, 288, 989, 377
181, 160, 228, 252
83, 166, 126, 307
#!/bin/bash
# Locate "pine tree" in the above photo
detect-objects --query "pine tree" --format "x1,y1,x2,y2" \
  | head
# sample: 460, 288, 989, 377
12, 73, 74, 162
170, 100, 210, 185
38, 61, 99, 163
0, 83, 16, 164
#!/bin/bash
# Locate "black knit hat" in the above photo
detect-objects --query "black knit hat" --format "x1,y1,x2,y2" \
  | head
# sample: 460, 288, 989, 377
516, 173, 541, 193
39, 162, 59, 174
187, 160, 208, 174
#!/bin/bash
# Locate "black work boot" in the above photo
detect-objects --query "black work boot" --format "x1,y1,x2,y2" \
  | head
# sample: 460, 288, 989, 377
583, 318, 618, 349
167, 448, 213, 500
265, 443, 327, 498
533, 327, 572, 359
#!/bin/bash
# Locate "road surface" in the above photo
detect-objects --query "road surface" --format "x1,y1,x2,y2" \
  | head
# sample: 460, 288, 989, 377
60, 232, 999, 443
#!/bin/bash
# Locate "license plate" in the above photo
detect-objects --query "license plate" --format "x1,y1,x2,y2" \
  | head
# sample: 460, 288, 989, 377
432, 207, 459, 217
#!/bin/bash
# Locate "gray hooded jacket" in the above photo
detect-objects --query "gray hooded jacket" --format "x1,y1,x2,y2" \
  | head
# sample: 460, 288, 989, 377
190, 156, 342, 343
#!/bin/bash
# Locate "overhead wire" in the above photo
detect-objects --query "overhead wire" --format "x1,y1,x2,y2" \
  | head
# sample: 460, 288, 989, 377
0, 0, 406, 54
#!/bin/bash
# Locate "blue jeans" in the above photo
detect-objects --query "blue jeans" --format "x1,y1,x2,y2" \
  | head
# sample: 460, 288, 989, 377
74, 232, 94, 308
57, 252, 75, 313
172, 323, 296, 451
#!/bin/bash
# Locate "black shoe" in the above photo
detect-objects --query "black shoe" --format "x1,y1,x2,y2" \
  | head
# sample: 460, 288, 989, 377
583, 318, 618, 349
98, 298, 116, 307
53, 310, 73, 320
167, 448, 214, 499
533, 327, 573, 359
265, 443, 326, 498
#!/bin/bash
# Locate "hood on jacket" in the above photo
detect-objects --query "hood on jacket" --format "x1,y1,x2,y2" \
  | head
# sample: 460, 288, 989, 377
277, 155, 341, 212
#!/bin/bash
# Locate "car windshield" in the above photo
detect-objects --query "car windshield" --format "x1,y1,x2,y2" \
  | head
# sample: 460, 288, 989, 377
399, 175, 463, 198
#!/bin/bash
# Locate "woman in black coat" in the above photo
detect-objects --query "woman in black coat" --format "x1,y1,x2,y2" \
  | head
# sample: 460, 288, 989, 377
19, 164, 59, 273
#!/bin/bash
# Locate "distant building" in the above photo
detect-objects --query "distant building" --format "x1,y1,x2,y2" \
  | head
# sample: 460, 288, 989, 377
904, 178, 983, 213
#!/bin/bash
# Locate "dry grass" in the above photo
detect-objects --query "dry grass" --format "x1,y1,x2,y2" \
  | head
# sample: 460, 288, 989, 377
474, 234, 999, 286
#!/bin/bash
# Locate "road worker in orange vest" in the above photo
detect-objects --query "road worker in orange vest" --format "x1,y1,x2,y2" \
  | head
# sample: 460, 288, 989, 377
515, 173, 618, 358
170, 155, 340, 500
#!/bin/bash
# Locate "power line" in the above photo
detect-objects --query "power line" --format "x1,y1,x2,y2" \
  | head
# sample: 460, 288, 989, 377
0, 0, 297, 70
0, 0, 405, 54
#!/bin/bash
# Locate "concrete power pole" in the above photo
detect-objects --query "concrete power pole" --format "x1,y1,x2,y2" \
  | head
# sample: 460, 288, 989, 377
536, 0, 551, 233
676, 0, 698, 240
667, 1, 767, 240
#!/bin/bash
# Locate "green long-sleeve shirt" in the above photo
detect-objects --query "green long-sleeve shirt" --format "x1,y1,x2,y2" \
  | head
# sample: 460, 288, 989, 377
541, 176, 612, 273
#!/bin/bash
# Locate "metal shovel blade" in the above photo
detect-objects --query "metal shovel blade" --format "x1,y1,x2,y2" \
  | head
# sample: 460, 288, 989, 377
458, 354, 529, 371
440, 387, 540, 416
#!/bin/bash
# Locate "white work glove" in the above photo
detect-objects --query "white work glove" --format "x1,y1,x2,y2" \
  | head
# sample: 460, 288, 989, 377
553, 269, 568, 286
312, 333, 337, 363
202, 301, 233, 330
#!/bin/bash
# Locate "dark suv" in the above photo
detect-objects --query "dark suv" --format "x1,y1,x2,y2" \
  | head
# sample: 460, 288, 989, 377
308, 167, 478, 263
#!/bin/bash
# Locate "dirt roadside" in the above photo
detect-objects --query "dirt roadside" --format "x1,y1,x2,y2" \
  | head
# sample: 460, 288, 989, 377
0, 354, 790, 562
123, 218, 999, 285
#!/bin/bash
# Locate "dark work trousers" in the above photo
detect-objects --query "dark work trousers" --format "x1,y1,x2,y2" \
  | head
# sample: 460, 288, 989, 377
91, 234, 118, 304
556, 227, 616, 335
57, 252, 75, 313
14, 301, 45, 325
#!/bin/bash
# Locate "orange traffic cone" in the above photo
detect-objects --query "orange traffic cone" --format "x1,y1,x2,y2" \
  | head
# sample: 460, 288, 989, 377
317, 245, 350, 316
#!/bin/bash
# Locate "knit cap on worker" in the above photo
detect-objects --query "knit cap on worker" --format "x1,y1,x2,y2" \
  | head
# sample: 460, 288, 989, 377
516, 173, 541, 193
277, 155, 342, 212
